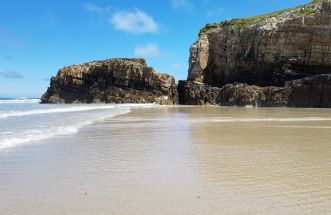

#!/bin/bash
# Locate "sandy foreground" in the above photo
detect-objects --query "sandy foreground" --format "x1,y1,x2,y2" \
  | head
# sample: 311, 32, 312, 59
0, 106, 331, 215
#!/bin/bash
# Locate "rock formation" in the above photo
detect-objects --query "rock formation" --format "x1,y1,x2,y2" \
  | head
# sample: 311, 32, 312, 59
177, 81, 221, 105
179, 0, 331, 107
41, 58, 178, 104
286, 74, 331, 107
178, 81, 289, 107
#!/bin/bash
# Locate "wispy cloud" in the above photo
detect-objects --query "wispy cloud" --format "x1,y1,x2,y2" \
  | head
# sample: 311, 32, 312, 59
82, 2, 104, 13
171, 0, 195, 10
134, 43, 161, 57
110, 10, 158, 34
0, 70, 24, 79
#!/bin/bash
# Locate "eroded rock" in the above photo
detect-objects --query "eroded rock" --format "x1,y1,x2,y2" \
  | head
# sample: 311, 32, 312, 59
188, 0, 331, 87
41, 58, 178, 104
179, 0, 331, 107
177, 81, 221, 105
286, 74, 331, 107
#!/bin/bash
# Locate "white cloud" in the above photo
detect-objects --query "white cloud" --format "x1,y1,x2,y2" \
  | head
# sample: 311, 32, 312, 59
110, 10, 158, 34
171, 0, 195, 10
134, 43, 161, 57
83, 2, 104, 13
82, 4, 159, 34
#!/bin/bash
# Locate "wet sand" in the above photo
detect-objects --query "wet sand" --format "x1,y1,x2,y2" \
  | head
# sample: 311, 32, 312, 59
0, 106, 331, 214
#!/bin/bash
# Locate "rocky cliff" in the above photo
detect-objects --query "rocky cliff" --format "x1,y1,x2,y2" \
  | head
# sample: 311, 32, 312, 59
179, 0, 331, 107
41, 58, 178, 104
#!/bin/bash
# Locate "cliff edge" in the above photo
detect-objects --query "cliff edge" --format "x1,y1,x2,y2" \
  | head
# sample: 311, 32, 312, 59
179, 0, 331, 107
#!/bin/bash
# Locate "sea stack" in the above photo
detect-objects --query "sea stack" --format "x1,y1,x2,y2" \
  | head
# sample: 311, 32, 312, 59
178, 0, 331, 107
41, 58, 178, 104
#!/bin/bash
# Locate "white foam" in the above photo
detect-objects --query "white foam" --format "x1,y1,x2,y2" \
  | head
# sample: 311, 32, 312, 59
0, 126, 80, 151
0, 108, 131, 151
0, 103, 158, 151
0, 103, 159, 119
0, 105, 117, 119
0, 98, 40, 104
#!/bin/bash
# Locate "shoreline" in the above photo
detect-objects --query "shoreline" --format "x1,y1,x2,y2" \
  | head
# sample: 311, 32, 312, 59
1, 106, 331, 214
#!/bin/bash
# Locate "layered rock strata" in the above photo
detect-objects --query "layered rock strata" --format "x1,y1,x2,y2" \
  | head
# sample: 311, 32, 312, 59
179, 0, 331, 107
41, 58, 178, 104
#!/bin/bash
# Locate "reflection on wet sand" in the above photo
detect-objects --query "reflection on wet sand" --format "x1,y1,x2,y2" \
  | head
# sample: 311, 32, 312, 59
190, 107, 331, 214
0, 106, 330, 215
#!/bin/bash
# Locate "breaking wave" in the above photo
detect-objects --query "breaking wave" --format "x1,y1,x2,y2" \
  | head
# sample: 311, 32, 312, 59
0, 98, 40, 104
0, 105, 117, 119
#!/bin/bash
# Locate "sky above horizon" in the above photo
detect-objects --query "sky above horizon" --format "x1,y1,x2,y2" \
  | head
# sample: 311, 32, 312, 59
0, 0, 311, 98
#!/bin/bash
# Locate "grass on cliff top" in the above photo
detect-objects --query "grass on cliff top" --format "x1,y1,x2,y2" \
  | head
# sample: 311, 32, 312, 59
198, 0, 322, 36
230, 0, 322, 26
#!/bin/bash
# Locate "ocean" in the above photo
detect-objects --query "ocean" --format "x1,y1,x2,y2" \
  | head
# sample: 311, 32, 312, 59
0, 100, 330, 214
0, 98, 155, 151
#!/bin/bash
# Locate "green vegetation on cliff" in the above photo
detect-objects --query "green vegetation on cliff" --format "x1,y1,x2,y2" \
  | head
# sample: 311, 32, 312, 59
198, 0, 322, 36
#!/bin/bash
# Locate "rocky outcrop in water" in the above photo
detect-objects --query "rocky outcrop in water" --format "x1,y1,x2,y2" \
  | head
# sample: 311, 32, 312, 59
41, 58, 178, 104
179, 0, 331, 107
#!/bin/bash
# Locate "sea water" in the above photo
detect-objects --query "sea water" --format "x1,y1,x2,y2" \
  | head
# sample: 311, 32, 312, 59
0, 98, 155, 151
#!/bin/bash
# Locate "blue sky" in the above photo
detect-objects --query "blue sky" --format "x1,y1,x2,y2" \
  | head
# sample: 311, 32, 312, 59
0, 0, 310, 98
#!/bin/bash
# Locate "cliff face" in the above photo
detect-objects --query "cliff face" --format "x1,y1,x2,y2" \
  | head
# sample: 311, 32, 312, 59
41, 58, 178, 104
181, 0, 331, 107
189, 0, 331, 87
